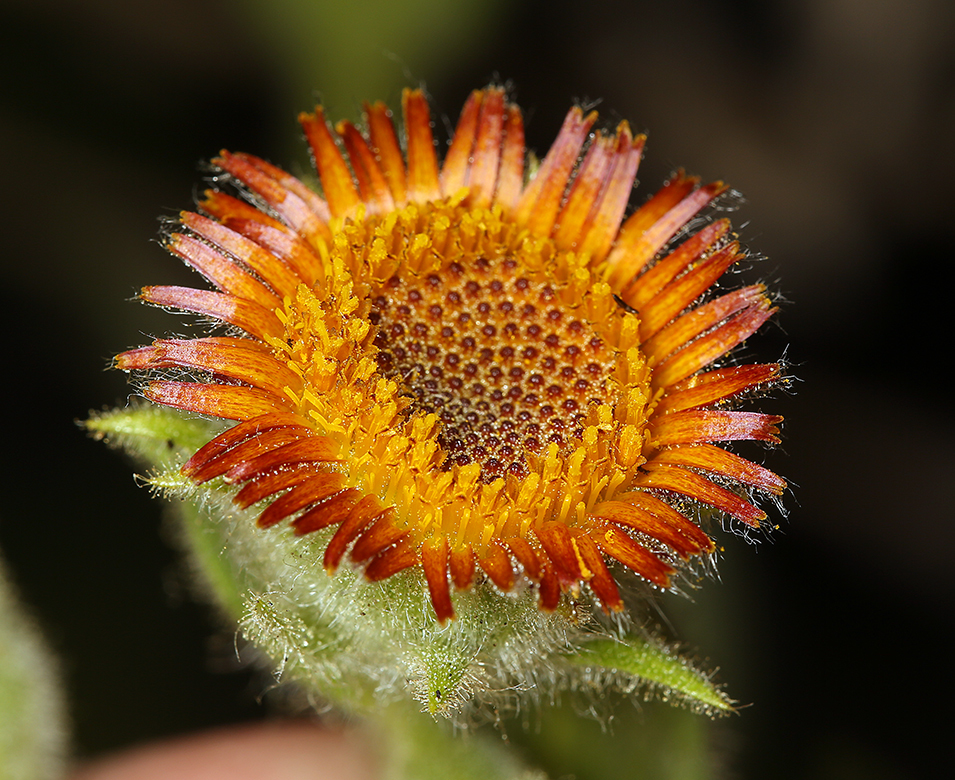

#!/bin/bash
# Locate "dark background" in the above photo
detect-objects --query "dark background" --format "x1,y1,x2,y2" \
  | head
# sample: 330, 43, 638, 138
1, 1, 952, 778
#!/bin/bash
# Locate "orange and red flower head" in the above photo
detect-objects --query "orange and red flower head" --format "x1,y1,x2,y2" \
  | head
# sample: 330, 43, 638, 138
116, 86, 785, 624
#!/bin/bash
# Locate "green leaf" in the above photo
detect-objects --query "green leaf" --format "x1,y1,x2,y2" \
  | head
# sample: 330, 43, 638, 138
568, 635, 734, 716
84, 403, 223, 469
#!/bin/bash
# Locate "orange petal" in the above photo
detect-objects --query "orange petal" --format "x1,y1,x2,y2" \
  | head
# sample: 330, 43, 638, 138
234, 464, 325, 509
589, 500, 711, 559
514, 107, 597, 236
493, 105, 525, 212
336, 120, 395, 213
324, 498, 391, 572
179, 212, 303, 300
578, 128, 646, 264
140, 286, 284, 341
402, 89, 441, 203
651, 301, 776, 389
506, 537, 542, 582
300, 108, 361, 219
213, 151, 332, 248
449, 544, 477, 589
215, 217, 322, 287
181, 413, 310, 480
165, 234, 281, 309
607, 491, 716, 554
650, 444, 787, 495
641, 285, 768, 364
255, 472, 348, 528
467, 87, 506, 208
653, 363, 782, 417
364, 101, 407, 205
651, 410, 783, 446
364, 538, 419, 582
538, 559, 561, 611
441, 90, 482, 196
479, 541, 515, 591
595, 527, 674, 589
608, 174, 727, 290
199, 190, 288, 231
293, 488, 362, 535
622, 219, 732, 311
350, 514, 407, 564
117, 338, 303, 400
535, 521, 582, 588
422, 536, 454, 623
635, 464, 766, 527
233, 153, 331, 225
145, 380, 288, 421
223, 436, 342, 483
638, 242, 743, 341
573, 532, 623, 612
553, 130, 617, 250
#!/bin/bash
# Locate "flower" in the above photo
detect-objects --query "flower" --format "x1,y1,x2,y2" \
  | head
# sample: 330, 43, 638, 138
116, 86, 784, 625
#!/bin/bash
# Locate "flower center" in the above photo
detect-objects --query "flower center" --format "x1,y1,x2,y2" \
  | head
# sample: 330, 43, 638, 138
369, 255, 617, 483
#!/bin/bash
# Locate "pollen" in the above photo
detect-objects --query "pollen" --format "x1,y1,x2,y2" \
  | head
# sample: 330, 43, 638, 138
116, 85, 786, 625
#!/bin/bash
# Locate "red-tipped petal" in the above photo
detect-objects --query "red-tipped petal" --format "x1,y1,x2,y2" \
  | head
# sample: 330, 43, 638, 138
145, 380, 288, 421
364, 538, 418, 582
514, 107, 597, 236
479, 541, 515, 591
140, 286, 283, 341
652, 302, 776, 389
653, 363, 782, 417
573, 532, 624, 612
255, 472, 348, 528
650, 444, 787, 495
293, 488, 362, 535
364, 101, 407, 205
324, 499, 391, 572
449, 544, 476, 589
651, 410, 783, 446
402, 89, 441, 203
596, 526, 674, 589
441, 90, 482, 196
535, 521, 582, 588
300, 109, 361, 219
422, 536, 454, 623
635, 464, 766, 527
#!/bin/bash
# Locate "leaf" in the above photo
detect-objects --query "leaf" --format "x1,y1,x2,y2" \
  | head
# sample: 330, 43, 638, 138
567, 635, 734, 715
84, 403, 223, 469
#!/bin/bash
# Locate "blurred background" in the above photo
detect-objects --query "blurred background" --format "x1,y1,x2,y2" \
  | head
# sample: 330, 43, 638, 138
1, 0, 952, 778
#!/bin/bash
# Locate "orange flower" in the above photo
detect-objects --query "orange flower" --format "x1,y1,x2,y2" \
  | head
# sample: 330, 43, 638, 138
116, 87, 784, 624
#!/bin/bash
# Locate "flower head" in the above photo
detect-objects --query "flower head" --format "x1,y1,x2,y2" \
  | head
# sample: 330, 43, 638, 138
116, 86, 784, 625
